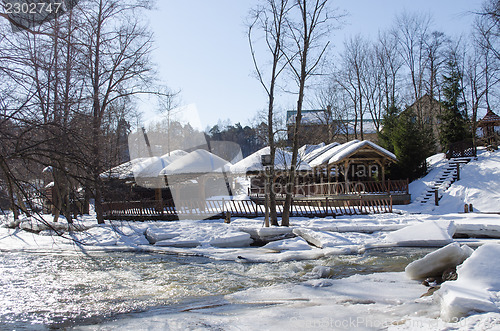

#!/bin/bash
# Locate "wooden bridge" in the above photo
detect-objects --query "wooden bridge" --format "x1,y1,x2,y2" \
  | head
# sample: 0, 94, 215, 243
102, 196, 393, 221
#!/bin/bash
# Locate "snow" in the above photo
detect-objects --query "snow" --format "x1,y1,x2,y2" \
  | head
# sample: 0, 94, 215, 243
328, 140, 398, 165
401, 149, 500, 213
438, 151, 500, 212
132, 150, 188, 178
298, 143, 325, 160
308, 140, 359, 167
293, 228, 356, 248
160, 149, 230, 175
301, 142, 340, 164
262, 237, 312, 252
229, 147, 311, 174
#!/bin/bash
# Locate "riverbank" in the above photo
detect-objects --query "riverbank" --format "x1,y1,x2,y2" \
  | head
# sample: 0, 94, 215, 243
2, 211, 500, 330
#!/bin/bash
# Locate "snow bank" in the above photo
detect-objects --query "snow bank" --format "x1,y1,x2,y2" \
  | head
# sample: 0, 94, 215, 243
405, 242, 473, 280
437, 244, 500, 320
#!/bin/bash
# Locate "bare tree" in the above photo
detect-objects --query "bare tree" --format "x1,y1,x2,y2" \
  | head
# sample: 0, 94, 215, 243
281, 0, 341, 226
336, 35, 370, 139
248, 0, 292, 226
77, 0, 156, 224
376, 30, 403, 110
392, 11, 432, 125
424, 31, 448, 101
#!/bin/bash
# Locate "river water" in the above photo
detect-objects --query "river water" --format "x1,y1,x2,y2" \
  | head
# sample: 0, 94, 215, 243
0, 248, 431, 330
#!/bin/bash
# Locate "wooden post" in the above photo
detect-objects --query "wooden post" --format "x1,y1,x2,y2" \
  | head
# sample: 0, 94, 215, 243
224, 211, 231, 224
344, 160, 349, 193
325, 197, 329, 217
434, 189, 439, 206
264, 167, 270, 227
456, 163, 460, 181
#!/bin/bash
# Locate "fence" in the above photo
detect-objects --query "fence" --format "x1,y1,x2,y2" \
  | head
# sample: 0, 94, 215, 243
446, 139, 477, 159
102, 196, 393, 221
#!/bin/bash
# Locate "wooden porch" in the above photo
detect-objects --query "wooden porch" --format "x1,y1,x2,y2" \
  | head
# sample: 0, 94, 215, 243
249, 179, 410, 205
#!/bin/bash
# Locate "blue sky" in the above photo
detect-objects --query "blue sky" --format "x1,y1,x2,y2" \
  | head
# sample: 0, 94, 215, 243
145, 0, 484, 130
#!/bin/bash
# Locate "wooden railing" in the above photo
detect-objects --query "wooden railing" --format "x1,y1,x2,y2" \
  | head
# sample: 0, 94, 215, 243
102, 196, 393, 221
249, 179, 408, 197
446, 139, 477, 159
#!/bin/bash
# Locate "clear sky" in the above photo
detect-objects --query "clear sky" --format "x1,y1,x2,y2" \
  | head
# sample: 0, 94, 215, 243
145, 0, 484, 130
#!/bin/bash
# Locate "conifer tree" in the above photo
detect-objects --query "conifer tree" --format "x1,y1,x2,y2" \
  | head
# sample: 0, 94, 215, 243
439, 60, 470, 151
389, 109, 435, 181
378, 102, 400, 153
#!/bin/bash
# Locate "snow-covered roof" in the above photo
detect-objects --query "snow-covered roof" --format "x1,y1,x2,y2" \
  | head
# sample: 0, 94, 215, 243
298, 143, 325, 159
308, 140, 360, 167
229, 147, 312, 174
100, 158, 146, 180
101, 150, 187, 179
327, 140, 398, 165
302, 142, 340, 164
160, 149, 230, 175
133, 150, 188, 178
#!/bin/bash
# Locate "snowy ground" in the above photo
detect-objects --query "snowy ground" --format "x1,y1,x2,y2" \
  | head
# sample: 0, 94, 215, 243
1, 149, 500, 330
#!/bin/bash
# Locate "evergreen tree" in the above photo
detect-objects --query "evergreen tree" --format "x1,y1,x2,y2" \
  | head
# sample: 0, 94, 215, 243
378, 102, 400, 153
390, 109, 435, 181
439, 60, 470, 151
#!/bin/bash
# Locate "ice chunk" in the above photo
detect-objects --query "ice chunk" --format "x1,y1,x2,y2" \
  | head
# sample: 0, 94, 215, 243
238, 226, 294, 242
438, 282, 498, 321
262, 237, 312, 252
437, 244, 500, 320
154, 239, 200, 248
145, 227, 180, 244
455, 223, 500, 239
208, 232, 253, 248
293, 228, 354, 248
385, 221, 455, 247
405, 242, 472, 280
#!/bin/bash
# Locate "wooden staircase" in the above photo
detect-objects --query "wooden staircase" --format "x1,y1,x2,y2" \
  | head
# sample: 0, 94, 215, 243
416, 157, 473, 205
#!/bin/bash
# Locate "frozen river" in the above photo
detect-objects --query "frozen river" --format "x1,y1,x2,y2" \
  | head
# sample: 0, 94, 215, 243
0, 248, 430, 329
